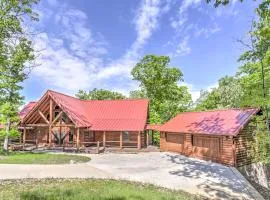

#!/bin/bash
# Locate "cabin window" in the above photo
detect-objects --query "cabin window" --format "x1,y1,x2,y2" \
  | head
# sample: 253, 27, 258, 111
69, 131, 73, 142
166, 133, 184, 144
54, 111, 59, 118
84, 131, 93, 142
123, 131, 130, 141
62, 113, 68, 123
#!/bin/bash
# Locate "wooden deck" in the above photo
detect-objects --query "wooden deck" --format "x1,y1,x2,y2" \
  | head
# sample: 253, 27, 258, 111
9, 142, 159, 154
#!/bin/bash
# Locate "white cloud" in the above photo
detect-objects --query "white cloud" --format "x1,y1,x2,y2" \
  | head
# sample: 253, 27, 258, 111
179, 82, 200, 101
173, 36, 191, 57
90, 0, 168, 82
170, 0, 202, 30
167, 0, 221, 57
32, 1, 107, 94
32, 0, 167, 95
194, 23, 221, 38
179, 82, 218, 102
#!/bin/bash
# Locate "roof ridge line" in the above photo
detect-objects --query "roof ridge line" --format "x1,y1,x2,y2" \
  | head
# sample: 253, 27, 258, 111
180, 107, 259, 114
47, 90, 149, 102
85, 98, 149, 102
48, 89, 85, 101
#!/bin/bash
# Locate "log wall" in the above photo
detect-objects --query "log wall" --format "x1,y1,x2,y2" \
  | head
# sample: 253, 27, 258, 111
160, 132, 235, 166
234, 124, 257, 167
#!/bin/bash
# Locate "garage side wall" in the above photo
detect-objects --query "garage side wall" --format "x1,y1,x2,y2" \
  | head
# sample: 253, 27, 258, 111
160, 132, 235, 166
234, 123, 257, 167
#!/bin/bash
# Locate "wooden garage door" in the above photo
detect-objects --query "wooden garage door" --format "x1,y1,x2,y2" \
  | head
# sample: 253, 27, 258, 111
166, 133, 184, 144
193, 136, 220, 159
166, 133, 185, 153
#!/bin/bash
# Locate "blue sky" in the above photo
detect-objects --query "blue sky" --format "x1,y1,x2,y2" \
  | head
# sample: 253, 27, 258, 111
22, 0, 260, 103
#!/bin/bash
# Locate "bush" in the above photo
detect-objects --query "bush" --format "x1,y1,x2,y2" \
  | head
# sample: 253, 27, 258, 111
256, 130, 270, 164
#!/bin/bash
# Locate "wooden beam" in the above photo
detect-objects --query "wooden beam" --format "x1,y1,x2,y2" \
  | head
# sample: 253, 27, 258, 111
26, 124, 49, 127
152, 130, 154, 145
23, 95, 48, 123
38, 110, 49, 124
49, 98, 53, 146
59, 112, 62, 145
76, 128, 80, 149
120, 131, 123, 149
18, 127, 34, 130
25, 124, 75, 127
103, 131, 106, 147
53, 124, 75, 127
23, 126, 26, 148
52, 111, 63, 125
146, 131, 149, 147
137, 131, 141, 150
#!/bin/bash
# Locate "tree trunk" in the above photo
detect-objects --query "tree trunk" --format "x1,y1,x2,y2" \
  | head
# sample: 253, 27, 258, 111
3, 119, 11, 151
259, 57, 270, 131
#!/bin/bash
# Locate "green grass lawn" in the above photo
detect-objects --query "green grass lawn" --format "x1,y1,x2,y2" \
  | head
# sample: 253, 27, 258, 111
0, 152, 90, 164
0, 179, 198, 200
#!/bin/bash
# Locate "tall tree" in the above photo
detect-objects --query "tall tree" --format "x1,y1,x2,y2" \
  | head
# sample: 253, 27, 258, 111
131, 55, 192, 123
0, 0, 39, 151
195, 76, 243, 111
238, 0, 270, 129
76, 88, 126, 100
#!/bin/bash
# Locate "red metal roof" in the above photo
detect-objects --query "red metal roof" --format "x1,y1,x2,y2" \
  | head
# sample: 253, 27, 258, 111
159, 108, 259, 136
22, 90, 149, 131
19, 102, 37, 119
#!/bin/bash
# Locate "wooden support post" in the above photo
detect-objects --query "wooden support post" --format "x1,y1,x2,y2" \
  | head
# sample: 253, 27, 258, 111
19, 132, 22, 144
48, 98, 53, 146
137, 131, 141, 150
23, 126, 26, 149
76, 128, 80, 150
97, 141, 100, 154
103, 131, 106, 147
120, 131, 123, 149
59, 112, 62, 145
152, 130, 154, 145
146, 131, 149, 147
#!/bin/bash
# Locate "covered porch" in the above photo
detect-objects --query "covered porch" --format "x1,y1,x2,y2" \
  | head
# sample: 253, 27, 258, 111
16, 90, 157, 153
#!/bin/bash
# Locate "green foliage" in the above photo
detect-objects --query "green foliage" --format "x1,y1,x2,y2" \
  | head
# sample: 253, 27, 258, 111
0, 0, 39, 150
131, 55, 192, 124
237, 0, 270, 110
206, 0, 244, 7
0, 152, 90, 164
250, 116, 270, 164
129, 89, 147, 98
0, 179, 197, 200
75, 88, 126, 100
255, 130, 270, 164
195, 76, 243, 111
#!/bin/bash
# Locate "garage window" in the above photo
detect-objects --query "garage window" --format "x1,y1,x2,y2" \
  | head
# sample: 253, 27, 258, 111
166, 133, 184, 144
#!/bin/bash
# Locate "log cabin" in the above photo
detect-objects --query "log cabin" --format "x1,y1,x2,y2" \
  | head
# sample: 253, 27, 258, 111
159, 108, 260, 167
18, 90, 151, 150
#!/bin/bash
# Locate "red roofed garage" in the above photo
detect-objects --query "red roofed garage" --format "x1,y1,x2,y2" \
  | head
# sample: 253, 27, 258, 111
159, 109, 260, 167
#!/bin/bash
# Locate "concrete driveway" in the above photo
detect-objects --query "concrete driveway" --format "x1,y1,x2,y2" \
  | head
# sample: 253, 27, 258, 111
88, 152, 263, 200
0, 152, 263, 200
